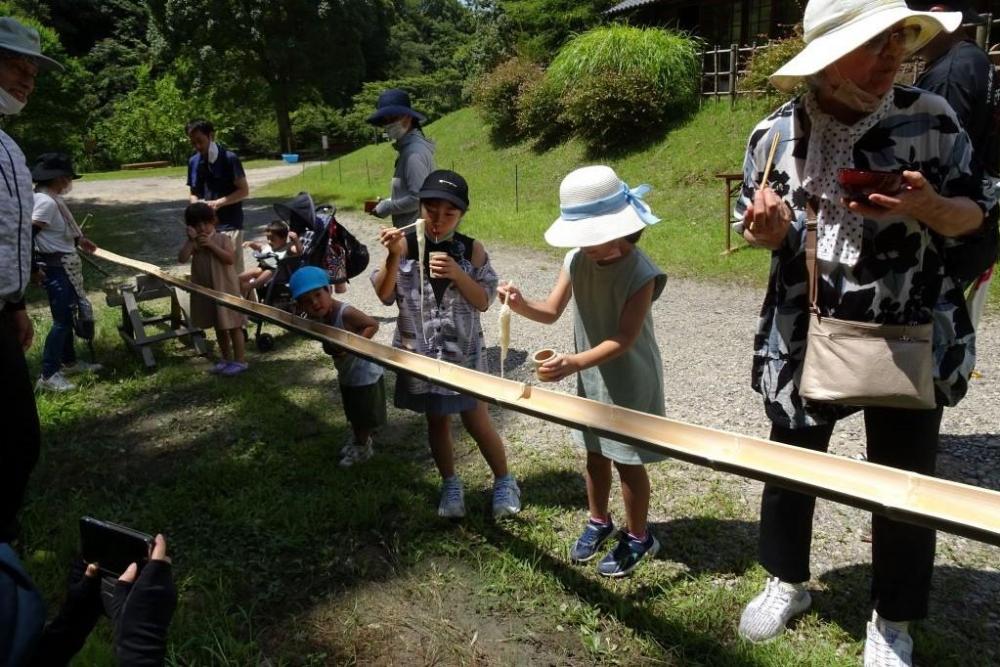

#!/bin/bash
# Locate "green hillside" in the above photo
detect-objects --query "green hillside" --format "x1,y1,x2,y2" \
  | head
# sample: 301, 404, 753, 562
260, 100, 777, 284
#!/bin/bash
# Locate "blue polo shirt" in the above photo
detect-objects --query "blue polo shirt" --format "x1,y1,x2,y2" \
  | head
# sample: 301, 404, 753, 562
186, 144, 246, 230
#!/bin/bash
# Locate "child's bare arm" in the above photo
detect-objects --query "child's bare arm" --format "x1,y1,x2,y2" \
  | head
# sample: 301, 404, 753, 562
342, 305, 379, 339
372, 226, 404, 304
445, 241, 491, 311
178, 230, 196, 263
203, 235, 236, 265
540, 279, 655, 381
498, 269, 572, 324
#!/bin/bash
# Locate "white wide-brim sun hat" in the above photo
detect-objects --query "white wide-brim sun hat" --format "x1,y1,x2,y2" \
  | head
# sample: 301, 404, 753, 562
544, 165, 660, 248
770, 0, 962, 93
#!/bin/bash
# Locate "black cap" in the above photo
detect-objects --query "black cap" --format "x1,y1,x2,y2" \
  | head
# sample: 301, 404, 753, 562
418, 170, 469, 212
30, 152, 80, 182
906, 0, 985, 24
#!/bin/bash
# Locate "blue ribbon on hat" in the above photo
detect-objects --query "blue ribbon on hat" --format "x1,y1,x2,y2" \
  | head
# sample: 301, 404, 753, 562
559, 183, 660, 225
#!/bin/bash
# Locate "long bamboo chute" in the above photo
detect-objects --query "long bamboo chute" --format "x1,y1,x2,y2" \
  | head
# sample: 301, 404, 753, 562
93, 248, 1000, 547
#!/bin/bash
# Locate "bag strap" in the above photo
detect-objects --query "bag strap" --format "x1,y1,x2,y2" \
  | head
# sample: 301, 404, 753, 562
805, 199, 819, 312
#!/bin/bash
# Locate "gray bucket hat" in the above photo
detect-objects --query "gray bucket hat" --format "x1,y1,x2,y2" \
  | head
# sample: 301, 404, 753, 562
0, 17, 62, 71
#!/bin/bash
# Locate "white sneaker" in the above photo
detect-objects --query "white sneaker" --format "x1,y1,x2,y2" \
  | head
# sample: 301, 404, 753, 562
36, 371, 75, 392
62, 361, 103, 375
437, 476, 465, 519
864, 611, 913, 667
738, 576, 812, 642
339, 436, 374, 467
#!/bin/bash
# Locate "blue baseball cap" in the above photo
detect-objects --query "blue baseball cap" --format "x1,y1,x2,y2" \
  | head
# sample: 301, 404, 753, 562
289, 266, 329, 300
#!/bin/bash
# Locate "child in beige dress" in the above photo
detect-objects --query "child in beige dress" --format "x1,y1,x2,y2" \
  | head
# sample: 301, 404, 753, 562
178, 202, 248, 375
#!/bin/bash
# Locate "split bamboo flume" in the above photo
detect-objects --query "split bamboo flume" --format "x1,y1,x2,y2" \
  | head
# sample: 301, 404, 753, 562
94, 249, 1000, 548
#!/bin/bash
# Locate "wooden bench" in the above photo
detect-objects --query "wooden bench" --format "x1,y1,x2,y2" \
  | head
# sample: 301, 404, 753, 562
121, 160, 171, 170
105, 274, 207, 368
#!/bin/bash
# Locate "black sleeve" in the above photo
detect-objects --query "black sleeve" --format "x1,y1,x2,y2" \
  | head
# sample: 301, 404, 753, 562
28, 560, 103, 666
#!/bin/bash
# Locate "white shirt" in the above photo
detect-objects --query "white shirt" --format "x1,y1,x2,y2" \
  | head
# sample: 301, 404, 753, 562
32, 190, 77, 254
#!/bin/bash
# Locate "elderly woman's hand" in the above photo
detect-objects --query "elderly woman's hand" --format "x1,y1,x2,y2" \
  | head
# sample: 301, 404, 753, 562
847, 170, 936, 221
848, 170, 985, 237
742, 187, 792, 250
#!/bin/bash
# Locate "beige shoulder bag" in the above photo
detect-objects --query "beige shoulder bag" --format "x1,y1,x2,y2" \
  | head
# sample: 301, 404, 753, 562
798, 208, 936, 409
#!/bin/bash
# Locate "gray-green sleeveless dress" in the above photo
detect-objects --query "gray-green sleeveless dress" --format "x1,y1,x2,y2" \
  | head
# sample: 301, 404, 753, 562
564, 247, 667, 465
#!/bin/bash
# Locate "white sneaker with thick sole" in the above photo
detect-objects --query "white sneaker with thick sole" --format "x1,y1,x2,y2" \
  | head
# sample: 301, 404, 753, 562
62, 361, 103, 375
339, 436, 374, 467
36, 371, 75, 392
864, 611, 913, 667
438, 476, 466, 519
738, 576, 812, 642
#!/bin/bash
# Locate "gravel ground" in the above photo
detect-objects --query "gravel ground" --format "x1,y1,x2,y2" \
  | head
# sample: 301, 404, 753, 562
334, 212, 1000, 653
71, 174, 1000, 658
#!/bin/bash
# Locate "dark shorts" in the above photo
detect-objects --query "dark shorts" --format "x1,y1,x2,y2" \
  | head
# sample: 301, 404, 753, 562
393, 371, 478, 416
339, 376, 387, 429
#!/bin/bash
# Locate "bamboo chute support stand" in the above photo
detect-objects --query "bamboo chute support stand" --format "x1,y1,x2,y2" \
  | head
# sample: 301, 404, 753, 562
92, 248, 1000, 548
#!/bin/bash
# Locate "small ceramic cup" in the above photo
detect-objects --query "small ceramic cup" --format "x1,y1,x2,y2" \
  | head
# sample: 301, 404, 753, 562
428, 251, 449, 278
532, 348, 555, 381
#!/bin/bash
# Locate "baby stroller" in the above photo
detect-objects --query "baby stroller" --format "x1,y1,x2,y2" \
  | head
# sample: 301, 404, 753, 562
247, 244, 302, 351
250, 192, 368, 351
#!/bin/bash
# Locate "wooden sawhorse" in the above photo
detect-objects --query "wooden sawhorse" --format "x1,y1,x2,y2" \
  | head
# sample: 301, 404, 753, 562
715, 172, 746, 255
106, 274, 207, 369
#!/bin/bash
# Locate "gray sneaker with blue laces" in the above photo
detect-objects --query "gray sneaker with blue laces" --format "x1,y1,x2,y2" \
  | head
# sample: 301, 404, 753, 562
570, 518, 616, 563
492, 475, 521, 519
438, 476, 466, 519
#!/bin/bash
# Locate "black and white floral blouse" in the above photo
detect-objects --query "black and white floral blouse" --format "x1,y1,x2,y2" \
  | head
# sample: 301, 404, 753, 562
735, 85, 999, 428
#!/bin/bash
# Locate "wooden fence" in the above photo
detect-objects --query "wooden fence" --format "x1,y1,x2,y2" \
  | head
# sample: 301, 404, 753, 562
704, 14, 1000, 102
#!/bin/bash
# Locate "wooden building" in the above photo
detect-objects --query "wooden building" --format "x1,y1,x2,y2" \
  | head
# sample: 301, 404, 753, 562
606, 0, 1000, 48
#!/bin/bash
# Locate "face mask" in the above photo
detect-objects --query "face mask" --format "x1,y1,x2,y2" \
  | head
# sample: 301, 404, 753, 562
384, 120, 408, 141
207, 141, 220, 164
823, 67, 883, 114
0, 87, 25, 115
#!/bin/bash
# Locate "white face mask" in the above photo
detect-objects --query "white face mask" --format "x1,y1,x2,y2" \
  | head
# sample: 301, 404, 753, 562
384, 120, 408, 141
0, 87, 25, 115
207, 141, 220, 164
822, 67, 884, 114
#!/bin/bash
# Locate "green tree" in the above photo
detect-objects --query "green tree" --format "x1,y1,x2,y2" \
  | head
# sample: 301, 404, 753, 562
0, 3, 89, 165
94, 66, 213, 165
499, 0, 614, 62
147, 0, 395, 153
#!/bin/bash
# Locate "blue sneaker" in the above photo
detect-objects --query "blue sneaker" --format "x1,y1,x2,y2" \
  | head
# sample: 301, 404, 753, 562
569, 518, 616, 564
597, 531, 659, 578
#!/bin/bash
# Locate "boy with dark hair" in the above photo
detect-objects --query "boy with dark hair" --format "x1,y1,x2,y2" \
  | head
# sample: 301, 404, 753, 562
290, 266, 387, 466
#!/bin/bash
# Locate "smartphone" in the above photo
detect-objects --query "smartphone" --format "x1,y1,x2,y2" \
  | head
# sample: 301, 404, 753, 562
79, 516, 154, 578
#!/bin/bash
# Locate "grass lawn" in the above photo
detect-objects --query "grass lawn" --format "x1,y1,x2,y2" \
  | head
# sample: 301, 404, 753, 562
17, 103, 997, 665
16, 293, 869, 666
82, 158, 287, 182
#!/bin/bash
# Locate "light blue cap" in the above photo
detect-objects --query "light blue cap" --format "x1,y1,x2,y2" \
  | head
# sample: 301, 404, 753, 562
289, 266, 329, 300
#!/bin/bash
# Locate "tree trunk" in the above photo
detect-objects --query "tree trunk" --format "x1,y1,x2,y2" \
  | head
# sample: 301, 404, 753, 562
274, 100, 293, 154
270, 82, 294, 154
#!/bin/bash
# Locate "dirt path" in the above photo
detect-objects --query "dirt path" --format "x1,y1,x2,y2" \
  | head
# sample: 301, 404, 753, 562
69, 162, 323, 204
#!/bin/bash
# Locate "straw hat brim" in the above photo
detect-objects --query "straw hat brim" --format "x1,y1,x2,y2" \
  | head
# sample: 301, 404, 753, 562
544, 205, 649, 248
770, 8, 961, 93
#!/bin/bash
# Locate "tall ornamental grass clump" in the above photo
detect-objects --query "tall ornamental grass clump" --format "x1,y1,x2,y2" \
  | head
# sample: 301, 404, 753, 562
546, 25, 701, 150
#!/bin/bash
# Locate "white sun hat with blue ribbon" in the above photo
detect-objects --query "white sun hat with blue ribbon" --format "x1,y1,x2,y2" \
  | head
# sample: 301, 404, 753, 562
544, 165, 660, 248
